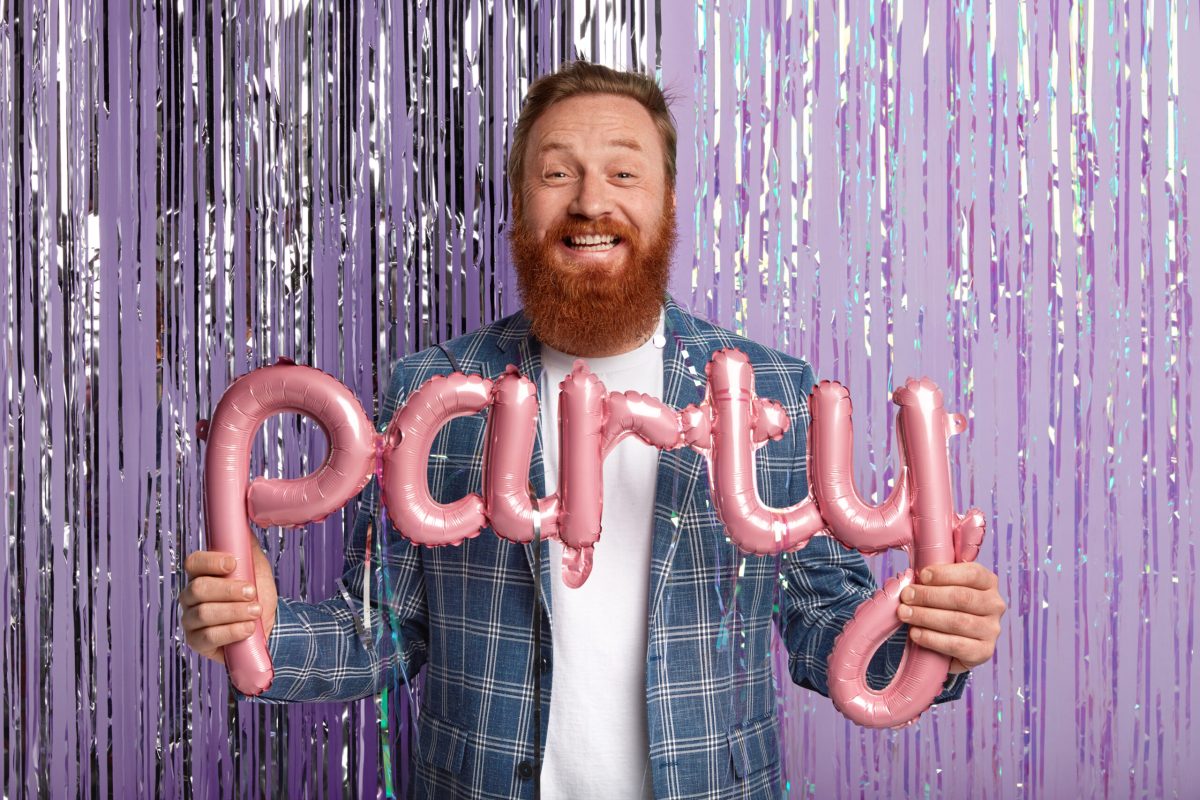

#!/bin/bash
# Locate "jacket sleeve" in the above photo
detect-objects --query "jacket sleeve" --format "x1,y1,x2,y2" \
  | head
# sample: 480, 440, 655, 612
775, 362, 968, 703
246, 360, 430, 703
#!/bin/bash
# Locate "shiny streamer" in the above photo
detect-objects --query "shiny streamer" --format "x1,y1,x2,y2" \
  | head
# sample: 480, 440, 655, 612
676, 1, 1197, 797
0, 1, 1195, 799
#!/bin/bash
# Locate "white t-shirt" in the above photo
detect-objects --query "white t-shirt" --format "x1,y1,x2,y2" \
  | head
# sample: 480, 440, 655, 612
537, 313, 665, 800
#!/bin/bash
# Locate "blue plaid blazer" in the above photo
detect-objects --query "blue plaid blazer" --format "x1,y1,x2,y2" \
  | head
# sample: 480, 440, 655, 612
254, 297, 968, 798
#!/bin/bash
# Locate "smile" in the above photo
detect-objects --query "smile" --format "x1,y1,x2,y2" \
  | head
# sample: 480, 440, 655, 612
564, 234, 623, 252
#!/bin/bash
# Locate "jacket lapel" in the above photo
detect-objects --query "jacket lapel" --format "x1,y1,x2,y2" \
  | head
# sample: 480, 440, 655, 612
647, 298, 710, 625
490, 312, 555, 622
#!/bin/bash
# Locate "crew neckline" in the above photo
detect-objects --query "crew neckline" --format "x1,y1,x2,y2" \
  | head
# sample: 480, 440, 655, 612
539, 308, 666, 372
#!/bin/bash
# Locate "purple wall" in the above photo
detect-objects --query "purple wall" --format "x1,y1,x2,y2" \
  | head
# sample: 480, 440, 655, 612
0, 0, 1195, 797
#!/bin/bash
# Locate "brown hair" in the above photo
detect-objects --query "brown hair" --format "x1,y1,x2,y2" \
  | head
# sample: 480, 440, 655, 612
507, 61, 678, 197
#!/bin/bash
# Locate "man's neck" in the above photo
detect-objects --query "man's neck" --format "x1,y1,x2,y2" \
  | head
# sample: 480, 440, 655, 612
537, 309, 662, 358
554, 335, 649, 358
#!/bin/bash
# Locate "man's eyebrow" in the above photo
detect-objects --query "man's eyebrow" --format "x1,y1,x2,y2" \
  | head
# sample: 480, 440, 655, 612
536, 140, 573, 155
608, 137, 643, 152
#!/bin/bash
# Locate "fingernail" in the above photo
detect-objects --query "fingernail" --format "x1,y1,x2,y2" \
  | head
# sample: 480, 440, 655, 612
920, 569, 932, 583
222, 557, 235, 571
247, 603, 262, 616
242, 585, 256, 599
901, 588, 915, 603
898, 605, 912, 620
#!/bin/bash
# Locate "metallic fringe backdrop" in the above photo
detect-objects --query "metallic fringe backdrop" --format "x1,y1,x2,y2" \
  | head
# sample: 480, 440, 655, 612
1, 0, 1196, 797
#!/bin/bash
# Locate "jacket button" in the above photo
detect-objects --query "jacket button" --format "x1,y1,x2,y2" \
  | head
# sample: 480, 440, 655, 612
517, 760, 535, 779
540, 656, 551, 673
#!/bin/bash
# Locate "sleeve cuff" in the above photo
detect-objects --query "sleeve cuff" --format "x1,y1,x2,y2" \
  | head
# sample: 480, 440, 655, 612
234, 597, 301, 703
934, 669, 971, 703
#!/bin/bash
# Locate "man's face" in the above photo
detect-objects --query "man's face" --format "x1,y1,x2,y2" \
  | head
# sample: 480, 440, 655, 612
511, 93, 677, 357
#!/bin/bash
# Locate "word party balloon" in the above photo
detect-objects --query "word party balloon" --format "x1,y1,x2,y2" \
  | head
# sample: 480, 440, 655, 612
201, 352, 985, 730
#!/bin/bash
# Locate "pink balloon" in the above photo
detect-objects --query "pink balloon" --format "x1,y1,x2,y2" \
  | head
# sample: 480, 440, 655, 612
820, 377, 986, 728
824, 569, 949, 729
690, 351, 985, 728
557, 362, 688, 587
202, 352, 986, 726
698, 349, 826, 554
380, 372, 493, 546
954, 508, 987, 563
202, 360, 376, 696
556, 363, 608, 559
602, 390, 685, 456
808, 380, 912, 554
483, 366, 560, 543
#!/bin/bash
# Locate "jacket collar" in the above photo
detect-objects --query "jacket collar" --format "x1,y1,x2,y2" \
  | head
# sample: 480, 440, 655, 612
649, 297, 709, 625
492, 308, 535, 356
491, 311, 554, 618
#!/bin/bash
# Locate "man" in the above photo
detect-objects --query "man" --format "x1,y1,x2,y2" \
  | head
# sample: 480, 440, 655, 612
181, 62, 1005, 798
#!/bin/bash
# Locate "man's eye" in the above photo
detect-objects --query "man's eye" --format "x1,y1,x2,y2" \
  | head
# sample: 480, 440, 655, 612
616, 172, 635, 179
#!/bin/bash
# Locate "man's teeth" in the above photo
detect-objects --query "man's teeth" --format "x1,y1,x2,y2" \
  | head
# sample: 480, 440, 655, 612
567, 234, 619, 251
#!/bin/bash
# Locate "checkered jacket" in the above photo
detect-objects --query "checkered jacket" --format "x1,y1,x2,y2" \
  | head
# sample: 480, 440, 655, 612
254, 297, 968, 798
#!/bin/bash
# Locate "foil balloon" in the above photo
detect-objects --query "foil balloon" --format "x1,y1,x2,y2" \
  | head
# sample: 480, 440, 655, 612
482, 366, 560, 544
201, 359, 377, 696
811, 378, 986, 729
554, 363, 609, 587
693, 351, 985, 729
555, 362, 685, 587
379, 373, 493, 546
203, 352, 985, 724
688, 349, 827, 553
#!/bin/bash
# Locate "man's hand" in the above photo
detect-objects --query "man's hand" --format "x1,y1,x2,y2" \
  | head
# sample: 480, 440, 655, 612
896, 562, 1006, 674
180, 537, 278, 664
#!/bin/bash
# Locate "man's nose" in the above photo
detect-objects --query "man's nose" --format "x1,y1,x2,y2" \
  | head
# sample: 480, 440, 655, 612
567, 172, 613, 219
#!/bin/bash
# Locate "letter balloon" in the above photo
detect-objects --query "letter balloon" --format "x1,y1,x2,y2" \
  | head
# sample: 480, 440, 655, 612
201, 360, 376, 696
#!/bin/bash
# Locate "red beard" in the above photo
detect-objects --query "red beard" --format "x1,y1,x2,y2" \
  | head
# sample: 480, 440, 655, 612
510, 198, 677, 356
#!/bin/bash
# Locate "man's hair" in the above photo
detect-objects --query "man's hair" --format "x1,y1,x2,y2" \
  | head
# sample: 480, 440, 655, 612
507, 61, 677, 197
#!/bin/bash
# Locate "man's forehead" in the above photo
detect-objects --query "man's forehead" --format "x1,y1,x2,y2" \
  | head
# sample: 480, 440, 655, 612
530, 94, 658, 154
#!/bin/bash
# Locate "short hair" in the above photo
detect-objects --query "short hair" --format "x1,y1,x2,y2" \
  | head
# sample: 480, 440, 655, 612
507, 61, 678, 197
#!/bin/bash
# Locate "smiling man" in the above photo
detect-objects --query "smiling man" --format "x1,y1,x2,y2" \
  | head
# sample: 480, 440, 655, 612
180, 62, 1005, 799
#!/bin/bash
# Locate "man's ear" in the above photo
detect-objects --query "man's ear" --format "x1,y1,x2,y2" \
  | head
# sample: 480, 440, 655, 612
669, 188, 677, 213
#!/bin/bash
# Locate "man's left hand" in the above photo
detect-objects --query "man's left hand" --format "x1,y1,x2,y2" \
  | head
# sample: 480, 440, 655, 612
896, 562, 1006, 674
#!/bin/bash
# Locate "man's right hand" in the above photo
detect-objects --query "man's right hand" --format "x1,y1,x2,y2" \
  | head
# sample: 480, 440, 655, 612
180, 537, 279, 664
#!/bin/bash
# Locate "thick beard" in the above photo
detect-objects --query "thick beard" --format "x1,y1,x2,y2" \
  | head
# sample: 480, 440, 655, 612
510, 198, 676, 356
